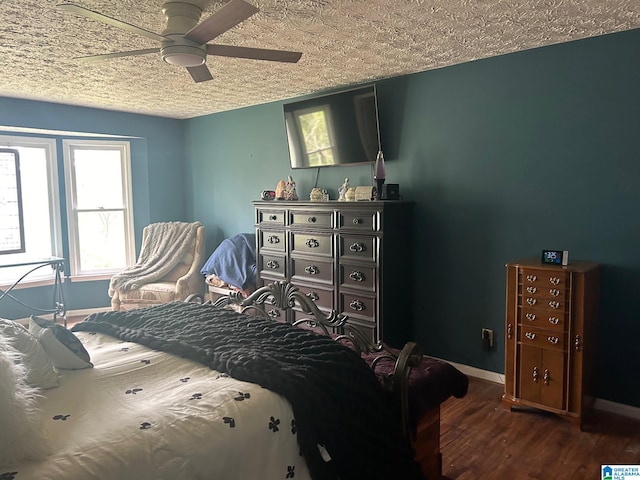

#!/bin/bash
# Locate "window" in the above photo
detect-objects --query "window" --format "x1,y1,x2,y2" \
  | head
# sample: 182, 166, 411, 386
63, 140, 135, 277
0, 149, 26, 254
0, 136, 62, 284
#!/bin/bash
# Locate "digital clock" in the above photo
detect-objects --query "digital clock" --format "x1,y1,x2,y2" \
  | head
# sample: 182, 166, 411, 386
541, 249, 569, 266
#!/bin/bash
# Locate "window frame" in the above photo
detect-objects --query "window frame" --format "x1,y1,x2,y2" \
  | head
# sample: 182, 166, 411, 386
0, 135, 62, 286
62, 139, 135, 277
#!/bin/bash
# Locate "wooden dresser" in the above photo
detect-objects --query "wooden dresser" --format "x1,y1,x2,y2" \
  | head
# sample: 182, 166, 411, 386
502, 259, 600, 428
253, 200, 414, 348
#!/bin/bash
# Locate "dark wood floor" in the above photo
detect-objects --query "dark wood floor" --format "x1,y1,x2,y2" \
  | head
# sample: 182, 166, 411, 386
440, 377, 640, 479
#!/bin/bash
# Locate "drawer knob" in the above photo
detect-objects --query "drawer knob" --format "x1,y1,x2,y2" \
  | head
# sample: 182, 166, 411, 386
548, 300, 560, 309
549, 277, 560, 285
305, 238, 320, 248
266, 260, 279, 269
352, 218, 363, 225
525, 332, 536, 340
543, 369, 550, 385
267, 235, 280, 244
527, 286, 537, 294
304, 265, 319, 275
549, 288, 560, 297
269, 214, 277, 221
532, 366, 539, 383
307, 216, 316, 223
349, 242, 365, 252
306, 291, 319, 301
525, 313, 536, 321
547, 336, 559, 345
526, 274, 537, 282
548, 316, 559, 325
349, 300, 365, 311
526, 298, 537, 306
268, 309, 280, 318
349, 271, 364, 282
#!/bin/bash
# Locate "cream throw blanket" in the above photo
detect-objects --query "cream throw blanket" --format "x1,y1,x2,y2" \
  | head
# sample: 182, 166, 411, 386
109, 221, 201, 295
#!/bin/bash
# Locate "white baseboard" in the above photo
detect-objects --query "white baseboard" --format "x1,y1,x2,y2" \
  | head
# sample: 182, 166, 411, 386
446, 360, 640, 421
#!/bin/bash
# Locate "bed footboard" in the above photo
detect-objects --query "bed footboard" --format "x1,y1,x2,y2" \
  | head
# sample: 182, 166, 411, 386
211, 280, 465, 480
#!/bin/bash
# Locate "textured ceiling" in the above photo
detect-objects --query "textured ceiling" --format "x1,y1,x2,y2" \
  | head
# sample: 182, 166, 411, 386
0, 0, 638, 119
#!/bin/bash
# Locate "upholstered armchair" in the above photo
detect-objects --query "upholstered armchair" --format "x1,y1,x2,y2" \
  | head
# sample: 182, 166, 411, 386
108, 222, 206, 311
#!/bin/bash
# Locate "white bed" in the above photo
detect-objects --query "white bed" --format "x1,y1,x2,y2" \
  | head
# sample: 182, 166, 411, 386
2, 282, 468, 480
4, 331, 311, 480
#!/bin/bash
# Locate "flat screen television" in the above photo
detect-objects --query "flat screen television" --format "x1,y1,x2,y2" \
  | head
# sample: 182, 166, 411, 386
283, 84, 380, 169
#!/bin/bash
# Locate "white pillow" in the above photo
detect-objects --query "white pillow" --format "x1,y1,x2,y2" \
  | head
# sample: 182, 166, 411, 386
0, 338, 50, 467
29, 316, 93, 370
0, 319, 59, 389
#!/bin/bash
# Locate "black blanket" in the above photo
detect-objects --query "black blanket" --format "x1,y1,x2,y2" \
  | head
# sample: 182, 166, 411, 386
73, 302, 423, 480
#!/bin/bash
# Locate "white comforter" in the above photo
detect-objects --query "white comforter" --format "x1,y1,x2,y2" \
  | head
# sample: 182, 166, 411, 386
12, 332, 311, 480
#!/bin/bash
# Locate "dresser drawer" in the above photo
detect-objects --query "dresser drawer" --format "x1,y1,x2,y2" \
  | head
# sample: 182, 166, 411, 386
291, 309, 336, 335
258, 254, 286, 278
258, 230, 285, 252
291, 232, 333, 256
519, 326, 566, 351
340, 263, 376, 292
293, 283, 334, 311
291, 257, 333, 284
520, 283, 567, 301
340, 292, 376, 322
521, 268, 569, 289
339, 235, 377, 262
263, 305, 287, 323
341, 320, 377, 347
520, 295, 567, 312
257, 208, 286, 226
290, 210, 333, 229
520, 306, 566, 332
337, 210, 377, 231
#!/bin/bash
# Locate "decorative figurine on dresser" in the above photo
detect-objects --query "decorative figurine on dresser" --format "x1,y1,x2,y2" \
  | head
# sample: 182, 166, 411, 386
253, 199, 414, 348
338, 178, 349, 201
502, 257, 600, 429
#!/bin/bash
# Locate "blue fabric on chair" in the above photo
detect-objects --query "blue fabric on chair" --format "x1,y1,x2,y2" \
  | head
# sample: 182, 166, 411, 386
201, 233, 257, 291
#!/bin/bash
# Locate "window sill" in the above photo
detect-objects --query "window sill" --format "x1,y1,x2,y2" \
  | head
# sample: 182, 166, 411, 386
69, 274, 112, 283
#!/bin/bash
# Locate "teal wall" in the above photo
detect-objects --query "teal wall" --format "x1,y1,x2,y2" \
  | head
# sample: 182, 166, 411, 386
1, 28, 638, 408
186, 28, 640, 408
0, 98, 186, 315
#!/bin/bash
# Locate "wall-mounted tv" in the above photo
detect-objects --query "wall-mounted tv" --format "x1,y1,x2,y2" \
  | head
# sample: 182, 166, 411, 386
283, 84, 380, 169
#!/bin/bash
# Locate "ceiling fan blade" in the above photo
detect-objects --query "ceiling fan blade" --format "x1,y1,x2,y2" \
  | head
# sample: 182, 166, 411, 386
206, 44, 302, 63
57, 3, 166, 43
187, 64, 214, 83
74, 48, 160, 62
184, 0, 259, 45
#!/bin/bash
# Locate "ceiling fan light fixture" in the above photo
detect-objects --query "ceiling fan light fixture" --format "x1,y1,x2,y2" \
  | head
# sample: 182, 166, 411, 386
161, 44, 205, 67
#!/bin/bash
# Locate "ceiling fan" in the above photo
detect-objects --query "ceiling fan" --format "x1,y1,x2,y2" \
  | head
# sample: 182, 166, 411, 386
57, 0, 303, 83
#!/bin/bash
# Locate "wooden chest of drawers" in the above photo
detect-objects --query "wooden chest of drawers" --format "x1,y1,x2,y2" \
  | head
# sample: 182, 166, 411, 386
254, 200, 414, 347
502, 259, 600, 428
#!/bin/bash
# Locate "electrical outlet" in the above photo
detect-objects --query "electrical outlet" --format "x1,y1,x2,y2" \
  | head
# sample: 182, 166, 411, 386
481, 328, 494, 350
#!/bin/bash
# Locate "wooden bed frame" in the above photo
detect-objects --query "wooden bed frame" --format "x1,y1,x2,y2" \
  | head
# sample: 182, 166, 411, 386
203, 280, 444, 480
